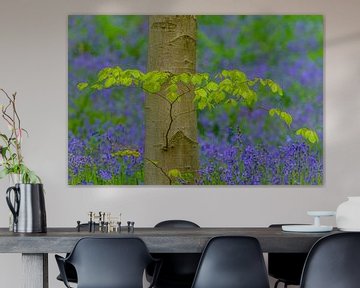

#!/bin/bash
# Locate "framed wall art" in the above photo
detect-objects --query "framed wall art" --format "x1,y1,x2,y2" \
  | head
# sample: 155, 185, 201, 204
68, 15, 323, 185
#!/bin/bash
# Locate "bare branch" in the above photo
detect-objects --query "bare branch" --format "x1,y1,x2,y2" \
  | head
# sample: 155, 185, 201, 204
145, 158, 172, 185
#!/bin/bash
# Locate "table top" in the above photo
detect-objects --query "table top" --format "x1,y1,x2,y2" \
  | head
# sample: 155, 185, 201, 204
0, 227, 340, 254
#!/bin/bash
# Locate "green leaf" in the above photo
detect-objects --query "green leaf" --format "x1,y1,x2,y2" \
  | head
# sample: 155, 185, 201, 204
104, 77, 116, 88
113, 149, 141, 158
167, 92, 178, 102
269, 81, 278, 93
194, 88, 208, 109
127, 69, 142, 79
233, 70, 247, 81
119, 77, 132, 87
191, 74, 204, 86
0, 133, 8, 141
143, 81, 161, 93
221, 70, 230, 78
195, 88, 207, 98
266, 79, 283, 96
198, 99, 207, 110
142, 71, 171, 88
178, 73, 191, 84
77, 82, 88, 91
167, 83, 178, 93
280, 111, 292, 127
222, 70, 247, 82
206, 82, 218, 92
219, 79, 233, 93
235, 82, 248, 94
296, 128, 319, 144
269, 108, 278, 117
90, 83, 103, 90
269, 108, 293, 127
244, 90, 257, 108
213, 91, 225, 103
112, 67, 122, 77
0, 146, 8, 158
247, 78, 259, 87
97, 67, 112, 81
168, 169, 181, 178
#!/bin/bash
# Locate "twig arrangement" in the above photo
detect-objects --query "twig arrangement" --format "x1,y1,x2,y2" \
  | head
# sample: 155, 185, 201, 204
0, 88, 40, 183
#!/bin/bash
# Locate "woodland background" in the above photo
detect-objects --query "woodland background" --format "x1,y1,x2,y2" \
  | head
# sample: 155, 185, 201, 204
68, 15, 323, 185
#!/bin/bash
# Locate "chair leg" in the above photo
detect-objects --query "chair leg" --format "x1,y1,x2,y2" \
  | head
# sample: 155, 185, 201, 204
274, 280, 289, 288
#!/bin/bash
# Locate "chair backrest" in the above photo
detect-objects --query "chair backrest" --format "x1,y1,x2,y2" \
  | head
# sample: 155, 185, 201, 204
155, 219, 200, 228
150, 220, 201, 287
67, 237, 154, 288
300, 232, 360, 288
268, 224, 308, 285
191, 236, 270, 288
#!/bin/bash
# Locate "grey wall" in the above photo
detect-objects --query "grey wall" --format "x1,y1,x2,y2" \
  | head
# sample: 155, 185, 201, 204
0, 0, 360, 287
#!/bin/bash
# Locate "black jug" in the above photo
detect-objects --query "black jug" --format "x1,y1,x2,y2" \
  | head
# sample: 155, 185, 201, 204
6, 183, 47, 233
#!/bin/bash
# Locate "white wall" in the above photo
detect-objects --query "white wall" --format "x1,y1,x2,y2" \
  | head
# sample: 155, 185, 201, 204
0, 0, 360, 287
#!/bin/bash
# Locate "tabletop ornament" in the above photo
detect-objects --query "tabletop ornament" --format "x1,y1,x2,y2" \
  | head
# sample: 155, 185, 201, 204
336, 197, 360, 231
76, 211, 135, 233
0, 89, 46, 233
282, 211, 336, 232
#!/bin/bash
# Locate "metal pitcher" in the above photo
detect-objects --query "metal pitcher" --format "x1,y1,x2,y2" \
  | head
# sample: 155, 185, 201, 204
6, 183, 47, 233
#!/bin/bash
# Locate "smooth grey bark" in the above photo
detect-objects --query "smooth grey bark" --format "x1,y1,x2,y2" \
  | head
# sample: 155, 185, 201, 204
145, 15, 199, 184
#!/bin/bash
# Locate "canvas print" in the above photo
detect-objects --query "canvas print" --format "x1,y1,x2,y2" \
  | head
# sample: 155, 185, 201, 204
68, 15, 323, 185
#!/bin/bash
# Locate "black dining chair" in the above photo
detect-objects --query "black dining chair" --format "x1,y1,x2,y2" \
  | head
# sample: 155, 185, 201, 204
300, 232, 360, 288
56, 223, 99, 284
146, 220, 201, 288
56, 262, 77, 284
55, 237, 161, 288
191, 236, 270, 288
268, 224, 308, 288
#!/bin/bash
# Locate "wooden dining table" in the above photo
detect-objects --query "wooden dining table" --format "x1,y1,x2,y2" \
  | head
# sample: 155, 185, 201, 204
0, 226, 339, 288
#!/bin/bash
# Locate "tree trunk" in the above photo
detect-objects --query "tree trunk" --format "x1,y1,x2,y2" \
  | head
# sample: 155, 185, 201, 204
145, 15, 199, 184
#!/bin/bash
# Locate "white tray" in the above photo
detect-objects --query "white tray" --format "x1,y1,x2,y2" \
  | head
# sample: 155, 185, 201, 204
338, 227, 360, 232
282, 225, 333, 232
